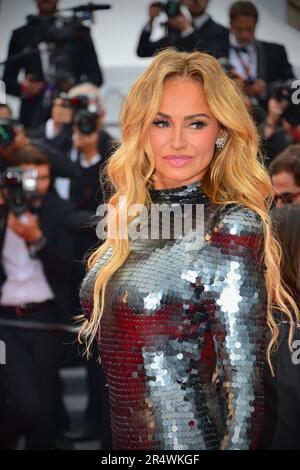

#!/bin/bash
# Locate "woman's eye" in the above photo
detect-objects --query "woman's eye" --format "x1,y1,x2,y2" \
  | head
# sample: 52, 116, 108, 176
153, 120, 169, 128
190, 121, 207, 129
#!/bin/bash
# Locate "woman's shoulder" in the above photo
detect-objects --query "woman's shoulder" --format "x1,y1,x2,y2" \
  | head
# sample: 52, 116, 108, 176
211, 203, 264, 238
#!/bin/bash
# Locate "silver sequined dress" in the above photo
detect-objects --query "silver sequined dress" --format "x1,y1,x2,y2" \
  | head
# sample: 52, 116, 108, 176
80, 181, 267, 450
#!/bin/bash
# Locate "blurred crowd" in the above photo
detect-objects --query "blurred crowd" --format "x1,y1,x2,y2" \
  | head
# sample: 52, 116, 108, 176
0, 0, 300, 450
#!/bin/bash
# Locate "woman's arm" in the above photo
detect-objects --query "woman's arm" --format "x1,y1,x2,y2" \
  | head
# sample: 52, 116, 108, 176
209, 206, 267, 450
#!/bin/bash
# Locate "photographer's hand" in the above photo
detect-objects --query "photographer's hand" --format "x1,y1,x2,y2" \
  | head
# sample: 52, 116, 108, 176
8, 212, 43, 243
148, 2, 161, 25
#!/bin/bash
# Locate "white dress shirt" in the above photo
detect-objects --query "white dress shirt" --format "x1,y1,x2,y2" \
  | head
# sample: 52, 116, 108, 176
229, 32, 257, 80
0, 225, 54, 306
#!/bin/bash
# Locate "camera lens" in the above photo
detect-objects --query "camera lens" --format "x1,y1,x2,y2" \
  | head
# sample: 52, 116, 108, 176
74, 111, 97, 135
22, 169, 38, 192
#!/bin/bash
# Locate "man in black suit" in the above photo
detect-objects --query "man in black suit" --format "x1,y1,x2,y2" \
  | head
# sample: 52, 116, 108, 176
2, 0, 103, 129
225, 1, 294, 102
137, 0, 228, 58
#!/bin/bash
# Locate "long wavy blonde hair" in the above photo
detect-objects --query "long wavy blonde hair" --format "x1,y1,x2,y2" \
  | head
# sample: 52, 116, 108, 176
77, 49, 299, 374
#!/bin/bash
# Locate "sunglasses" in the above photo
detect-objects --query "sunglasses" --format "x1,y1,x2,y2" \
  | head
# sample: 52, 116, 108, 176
274, 191, 300, 205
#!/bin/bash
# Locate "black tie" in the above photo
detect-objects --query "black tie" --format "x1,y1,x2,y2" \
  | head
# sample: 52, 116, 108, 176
231, 45, 248, 54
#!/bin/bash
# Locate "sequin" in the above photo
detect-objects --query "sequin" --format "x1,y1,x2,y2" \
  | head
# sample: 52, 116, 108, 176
80, 181, 266, 450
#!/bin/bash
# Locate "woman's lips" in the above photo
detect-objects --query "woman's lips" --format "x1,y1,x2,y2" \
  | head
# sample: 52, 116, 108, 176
164, 155, 193, 168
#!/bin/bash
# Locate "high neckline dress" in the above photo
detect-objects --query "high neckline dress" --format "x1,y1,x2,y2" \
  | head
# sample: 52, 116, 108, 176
80, 181, 267, 450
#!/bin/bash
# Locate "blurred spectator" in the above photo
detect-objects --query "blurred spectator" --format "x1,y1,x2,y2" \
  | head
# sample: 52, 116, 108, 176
0, 104, 13, 119
225, 1, 294, 103
29, 83, 115, 201
259, 205, 300, 450
0, 144, 82, 449
269, 144, 300, 208
2, 0, 103, 129
137, 0, 228, 58
282, 103, 300, 144
260, 85, 294, 164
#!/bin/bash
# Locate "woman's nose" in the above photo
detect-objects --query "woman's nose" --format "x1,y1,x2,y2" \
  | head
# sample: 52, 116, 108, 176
171, 125, 186, 150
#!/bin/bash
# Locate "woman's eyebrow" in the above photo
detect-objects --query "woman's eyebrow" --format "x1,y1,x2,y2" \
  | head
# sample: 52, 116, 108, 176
156, 112, 210, 120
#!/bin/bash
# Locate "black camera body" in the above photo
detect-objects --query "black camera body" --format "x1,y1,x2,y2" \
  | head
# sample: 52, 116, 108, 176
269, 80, 300, 127
0, 167, 39, 216
153, 1, 182, 18
269, 80, 294, 102
60, 93, 99, 135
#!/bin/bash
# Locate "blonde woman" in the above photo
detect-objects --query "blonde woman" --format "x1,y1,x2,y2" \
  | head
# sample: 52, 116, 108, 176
78, 49, 298, 450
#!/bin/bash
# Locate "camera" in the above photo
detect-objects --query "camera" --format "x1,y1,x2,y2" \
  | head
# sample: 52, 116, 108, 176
60, 93, 99, 135
269, 80, 294, 102
283, 104, 300, 126
152, 1, 182, 18
0, 167, 38, 216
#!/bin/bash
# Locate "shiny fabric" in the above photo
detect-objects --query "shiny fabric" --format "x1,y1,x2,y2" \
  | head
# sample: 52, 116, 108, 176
80, 181, 267, 450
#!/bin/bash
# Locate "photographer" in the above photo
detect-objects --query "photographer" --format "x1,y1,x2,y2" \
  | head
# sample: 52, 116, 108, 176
260, 83, 298, 165
0, 144, 84, 449
66, 85, 113, 306
269, 145, 300, 208
29, 83, 115, 202
137, 0, 228, 58
282, 104, 300, 145
225, 1, 294, 103
62, 85, 114, 448
2, 0, 103, 129
259, 205, 300, 450
0, 117, 79, 180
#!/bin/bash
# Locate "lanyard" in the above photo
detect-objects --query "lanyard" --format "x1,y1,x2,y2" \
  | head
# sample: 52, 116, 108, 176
234, 47, 255, 81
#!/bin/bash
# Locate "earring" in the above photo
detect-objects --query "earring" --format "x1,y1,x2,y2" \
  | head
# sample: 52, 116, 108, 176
216, 130, 228, 150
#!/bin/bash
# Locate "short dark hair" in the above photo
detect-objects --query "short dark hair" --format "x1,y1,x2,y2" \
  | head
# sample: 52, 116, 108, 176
12, 144, 50, 167
229, 1, 259, 23
269, 144, 300, 186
